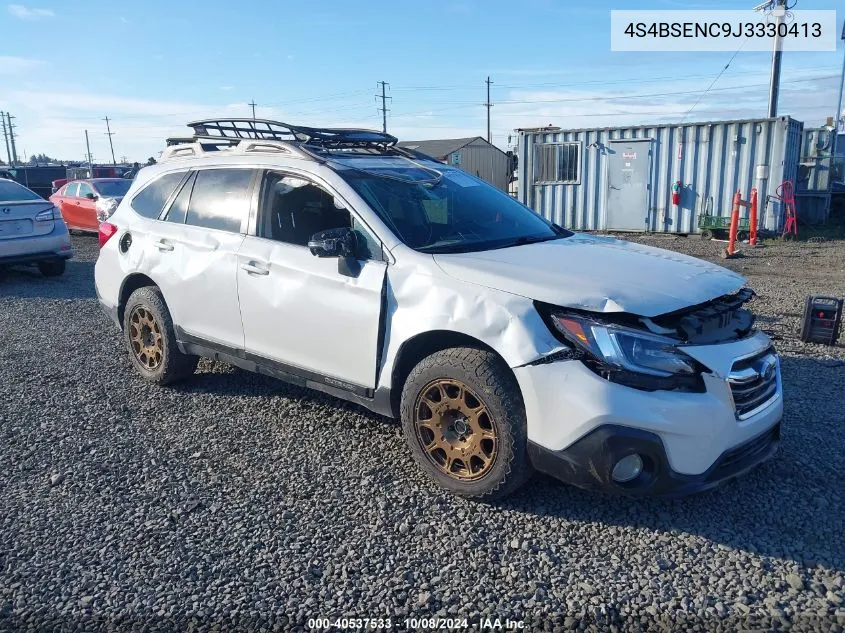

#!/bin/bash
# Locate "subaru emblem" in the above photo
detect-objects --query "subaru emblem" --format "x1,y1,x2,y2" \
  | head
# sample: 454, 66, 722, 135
760, 357, 776, 381
1, 207, 9, 214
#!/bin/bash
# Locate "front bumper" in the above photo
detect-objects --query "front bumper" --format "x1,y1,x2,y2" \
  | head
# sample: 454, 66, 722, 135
514, 330, 783, 495
528, 422, 780, 496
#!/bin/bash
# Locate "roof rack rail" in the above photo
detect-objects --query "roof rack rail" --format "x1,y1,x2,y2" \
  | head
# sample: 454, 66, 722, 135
179, 118, 399, 150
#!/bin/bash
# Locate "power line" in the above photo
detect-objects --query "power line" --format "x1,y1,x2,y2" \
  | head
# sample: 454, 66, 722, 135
376, 81, 391, 133
682, 41, 749, 121
103, 116, 117, 165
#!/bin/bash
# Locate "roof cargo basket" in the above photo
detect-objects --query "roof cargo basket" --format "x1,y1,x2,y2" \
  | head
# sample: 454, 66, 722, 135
180, 118, 398, 149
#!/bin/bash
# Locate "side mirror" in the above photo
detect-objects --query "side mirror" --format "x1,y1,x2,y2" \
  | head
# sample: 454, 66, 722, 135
308, 227, 356, 258
86, 193, 97, 200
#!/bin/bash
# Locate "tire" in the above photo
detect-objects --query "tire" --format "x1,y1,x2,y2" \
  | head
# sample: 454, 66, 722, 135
400, 346, 532, 500
737, 231, 749, 242
123, 286, 198, 385
38, 259, 66, 277
700, 229, 713, 240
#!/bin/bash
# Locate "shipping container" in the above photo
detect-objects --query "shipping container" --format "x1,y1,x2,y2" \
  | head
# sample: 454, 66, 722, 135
795, 126, 835, 225
517, 116, 802, 234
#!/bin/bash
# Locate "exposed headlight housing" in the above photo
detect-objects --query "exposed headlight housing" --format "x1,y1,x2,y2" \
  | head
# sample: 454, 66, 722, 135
546, 311, 704, 392
95, 197, 119, 222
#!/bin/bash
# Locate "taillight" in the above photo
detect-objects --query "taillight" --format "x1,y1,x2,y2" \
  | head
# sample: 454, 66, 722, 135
34, 206, 59, 222
98, 222, 118, 247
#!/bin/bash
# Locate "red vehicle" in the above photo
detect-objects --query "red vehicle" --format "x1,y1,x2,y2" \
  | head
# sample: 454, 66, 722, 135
49, 178, 132, 232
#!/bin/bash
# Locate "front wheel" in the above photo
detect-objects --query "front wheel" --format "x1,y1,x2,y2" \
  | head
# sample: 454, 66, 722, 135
400, 347, 532, 500
123, 286, 198, 385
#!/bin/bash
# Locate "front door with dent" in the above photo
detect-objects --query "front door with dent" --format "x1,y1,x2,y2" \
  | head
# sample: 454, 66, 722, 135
237, 171, 386, 391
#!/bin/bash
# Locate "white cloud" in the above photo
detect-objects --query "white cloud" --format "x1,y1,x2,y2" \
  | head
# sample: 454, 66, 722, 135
7, 4, 54, 19
119, 16, 128, 24
0, 56, 44, 74
220, 85, 234, 91
0, 88, 289, 161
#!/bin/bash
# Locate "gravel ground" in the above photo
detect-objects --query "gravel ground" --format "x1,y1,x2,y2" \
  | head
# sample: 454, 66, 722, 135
1, 233, 844, 632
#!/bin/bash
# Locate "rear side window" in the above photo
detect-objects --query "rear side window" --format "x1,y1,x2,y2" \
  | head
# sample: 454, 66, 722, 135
131, 172, 186, 219
65, 183, 80, 197
185, 168, 253, 233
163, 172, 196, 225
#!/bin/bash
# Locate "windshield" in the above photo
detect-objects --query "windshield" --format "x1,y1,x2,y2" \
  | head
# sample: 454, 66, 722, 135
335, 159, 570, 253
93, 180, 132, 197
0, 179, 42, 202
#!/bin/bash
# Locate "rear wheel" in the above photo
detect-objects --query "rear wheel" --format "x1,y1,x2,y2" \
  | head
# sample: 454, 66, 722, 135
400, 347, 532, 500
700, 229, 713, 240
123, 286, 197, 384
38, 259, 66, 277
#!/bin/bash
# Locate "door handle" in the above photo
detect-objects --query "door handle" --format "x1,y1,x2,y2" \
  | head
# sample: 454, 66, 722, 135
153, 239, 174, 252
240, 262, 269, 276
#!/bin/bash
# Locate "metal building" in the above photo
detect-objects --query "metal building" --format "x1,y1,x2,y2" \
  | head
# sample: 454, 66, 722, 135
397, 136, 512, 191
517, 116, 802, 234
796, 126, 836, 224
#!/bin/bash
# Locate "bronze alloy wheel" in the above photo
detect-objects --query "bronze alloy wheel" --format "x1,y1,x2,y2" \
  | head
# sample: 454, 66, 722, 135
128, 306, 163, 370
414, 378, 499, 481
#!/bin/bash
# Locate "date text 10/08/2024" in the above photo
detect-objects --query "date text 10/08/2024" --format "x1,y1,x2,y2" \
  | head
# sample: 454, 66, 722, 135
307, 617, 526, 630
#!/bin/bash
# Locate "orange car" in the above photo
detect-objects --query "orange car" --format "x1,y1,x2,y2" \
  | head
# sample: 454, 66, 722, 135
49, 178, 132, 232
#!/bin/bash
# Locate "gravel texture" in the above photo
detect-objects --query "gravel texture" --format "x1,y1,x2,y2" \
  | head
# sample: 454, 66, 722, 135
0, 233, 844, 632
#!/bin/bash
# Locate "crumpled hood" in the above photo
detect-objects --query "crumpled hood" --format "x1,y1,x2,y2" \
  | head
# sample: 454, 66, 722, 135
433, 234, 745, 318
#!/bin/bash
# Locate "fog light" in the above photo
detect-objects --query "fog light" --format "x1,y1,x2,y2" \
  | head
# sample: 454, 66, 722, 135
611, 454, 643, 483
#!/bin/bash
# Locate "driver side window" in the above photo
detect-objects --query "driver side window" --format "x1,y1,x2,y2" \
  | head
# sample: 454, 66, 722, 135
257, 171, 382, 261
77, 183, 94, 199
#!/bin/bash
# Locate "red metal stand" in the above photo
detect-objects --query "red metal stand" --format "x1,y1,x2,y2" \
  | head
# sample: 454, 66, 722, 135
777, 180, 797, 241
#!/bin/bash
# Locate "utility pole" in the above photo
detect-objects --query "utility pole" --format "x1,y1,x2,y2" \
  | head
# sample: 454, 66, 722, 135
84, 129, 93, 167
103, 116, 117, 165
765, 0, 788, 118
248, 99, 257, 120
485, 76, 493, 144
376, 81, 391, 133
0, 111, 11, 166
835, 19, 845, 133
831, 19, 845, 175
6, 113, 19, 166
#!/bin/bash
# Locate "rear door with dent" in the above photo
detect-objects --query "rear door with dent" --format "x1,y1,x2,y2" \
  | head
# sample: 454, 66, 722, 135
150, 167, 257, 350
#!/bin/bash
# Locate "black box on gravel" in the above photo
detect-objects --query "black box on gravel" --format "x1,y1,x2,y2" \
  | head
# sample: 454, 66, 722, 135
799, 296, 843, 345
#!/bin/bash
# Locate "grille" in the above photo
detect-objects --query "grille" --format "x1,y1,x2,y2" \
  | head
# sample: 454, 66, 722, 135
727, 349, 779, 419
716, 424, 780, 475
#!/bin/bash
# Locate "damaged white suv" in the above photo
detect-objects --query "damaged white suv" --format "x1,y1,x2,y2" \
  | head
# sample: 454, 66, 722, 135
95, 119, 782, 500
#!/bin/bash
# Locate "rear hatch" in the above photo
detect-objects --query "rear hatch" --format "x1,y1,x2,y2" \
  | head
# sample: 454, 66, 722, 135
0, 200, 56, 240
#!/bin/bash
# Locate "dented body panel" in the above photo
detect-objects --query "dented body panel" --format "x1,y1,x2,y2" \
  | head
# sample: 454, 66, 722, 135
433, 234, 745, 317
375, 248, 566, 392
237, 235, 387, 389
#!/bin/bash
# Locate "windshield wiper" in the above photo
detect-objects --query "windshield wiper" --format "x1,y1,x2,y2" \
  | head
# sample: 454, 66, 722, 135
493, 234, 562, 249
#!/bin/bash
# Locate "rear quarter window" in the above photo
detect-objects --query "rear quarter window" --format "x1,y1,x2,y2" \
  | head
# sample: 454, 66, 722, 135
130, 171, 187, 219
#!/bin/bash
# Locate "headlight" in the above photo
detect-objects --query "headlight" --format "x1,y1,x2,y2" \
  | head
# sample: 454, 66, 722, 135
550, 313, 696, 377
95, 197, 119, 222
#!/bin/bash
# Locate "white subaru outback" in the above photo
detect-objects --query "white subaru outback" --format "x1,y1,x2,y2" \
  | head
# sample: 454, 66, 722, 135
95, 119, 782, 500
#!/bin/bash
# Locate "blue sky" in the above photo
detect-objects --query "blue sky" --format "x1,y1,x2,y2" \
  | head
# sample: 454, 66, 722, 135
0, 0, 842, 162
